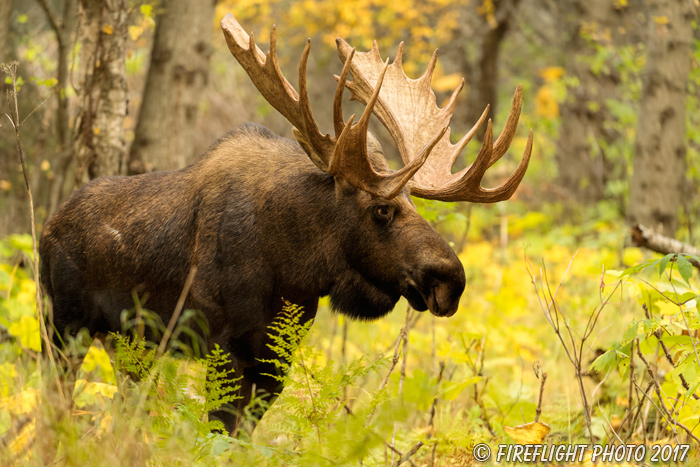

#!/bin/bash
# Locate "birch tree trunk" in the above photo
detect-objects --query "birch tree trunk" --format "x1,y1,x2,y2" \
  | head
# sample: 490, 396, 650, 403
627, 0, 694, 236
128, 0, 216, 174
74, 0, 129, 184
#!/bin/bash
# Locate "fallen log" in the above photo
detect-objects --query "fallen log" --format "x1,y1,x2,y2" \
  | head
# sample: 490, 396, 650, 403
630, 224, 700, 270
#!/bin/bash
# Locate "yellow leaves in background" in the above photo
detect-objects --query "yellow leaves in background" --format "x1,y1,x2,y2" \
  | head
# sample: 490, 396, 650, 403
535, 67, 563, 119
7, 316, 41, 351
504, 421, 551, 444
102, 25, 114, 35
477, 0, 497, 29
539, 66, 564, 83
219, 0, 460, 77
432, 73, 463, 93
129, 4, 156, 41
0, 362, 17, 398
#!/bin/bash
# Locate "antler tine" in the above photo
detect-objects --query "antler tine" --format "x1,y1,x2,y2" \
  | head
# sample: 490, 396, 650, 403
298, 39, 327, 144
466, 119, 494, 189
394, 42, 404, 68
448, 105, 489, 169
489, 84, 523, 167
358, 58, 390, 130
418, 49, 439, 90
333, 47, 355, 139
327, 57, 442, 199
484, 128, 533, 200
221, 13, 336, 170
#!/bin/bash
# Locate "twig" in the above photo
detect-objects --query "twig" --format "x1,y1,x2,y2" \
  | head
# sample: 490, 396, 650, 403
365, 326, 405, 426
642, 304, 699, 400
535, 372, 548, 423
390, 441, 424, 467
156, 266, 197, 357
36, 0, 61, 35
635, 340, 700, 444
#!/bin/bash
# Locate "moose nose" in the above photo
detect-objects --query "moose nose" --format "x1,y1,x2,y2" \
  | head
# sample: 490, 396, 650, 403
416, 255, 466, 317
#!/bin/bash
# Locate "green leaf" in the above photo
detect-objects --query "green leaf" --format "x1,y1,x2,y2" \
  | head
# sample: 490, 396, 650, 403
140, 4, 153, 17
677, 255, 693, 285
658, 253, 675, 276
590, 349, 616, 374
17, 14, 28, 24
621, 321, 640, 345
441, 376, 482, 401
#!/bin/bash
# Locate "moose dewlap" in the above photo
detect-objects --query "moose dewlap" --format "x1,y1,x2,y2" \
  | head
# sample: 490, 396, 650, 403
39, 12, 532, 434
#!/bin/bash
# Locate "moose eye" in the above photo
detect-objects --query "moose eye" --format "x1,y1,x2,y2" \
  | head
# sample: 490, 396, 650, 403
373, 205, 393, 223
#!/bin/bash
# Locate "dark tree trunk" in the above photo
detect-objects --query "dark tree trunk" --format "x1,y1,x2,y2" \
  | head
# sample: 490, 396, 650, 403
73, 0, 129, 184
627, 0, 694, 236
465, 0, 521, 141
128, 0, 216, 174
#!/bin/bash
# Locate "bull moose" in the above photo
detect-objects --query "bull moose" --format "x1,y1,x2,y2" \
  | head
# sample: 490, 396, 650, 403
39, 13, 532, 434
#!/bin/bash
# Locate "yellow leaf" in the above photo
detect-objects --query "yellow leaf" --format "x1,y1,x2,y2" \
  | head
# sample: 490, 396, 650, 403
8, 316, 41, 351
40, 160, 50, 171
0, 180, 11, 191
504, 421, 551, 444
657, 300, 686, 315
538, 66, 564, 82
81, 345, 116, 384
432, 73, 463, 93
94, 127, 100, 135
0, 388, 39, 414
653, 16, 669, 24
0, 363, 17, 397
129, 25, 144, 41
535, 85, 559, 118
8, 419, 35, 455
102, 24, 114, 34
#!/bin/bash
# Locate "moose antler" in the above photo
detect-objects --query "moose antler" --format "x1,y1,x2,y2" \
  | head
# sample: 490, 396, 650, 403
221, 13, 439, 199
336, 40, 533, 203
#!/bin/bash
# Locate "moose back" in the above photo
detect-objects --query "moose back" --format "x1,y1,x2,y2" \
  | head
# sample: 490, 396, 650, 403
39, 13, 532, 434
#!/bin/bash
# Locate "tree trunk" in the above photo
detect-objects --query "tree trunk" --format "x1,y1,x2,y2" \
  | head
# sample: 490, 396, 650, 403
128, 0, 216, 174
465, 0, 521, 141
74, 0, 129, 184
554, 0, 635, 203
627, 0, 693, 236
36, 0, 78, 215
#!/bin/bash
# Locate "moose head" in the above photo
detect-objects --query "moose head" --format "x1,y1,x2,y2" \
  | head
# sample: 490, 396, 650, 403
220, 13, 532, 320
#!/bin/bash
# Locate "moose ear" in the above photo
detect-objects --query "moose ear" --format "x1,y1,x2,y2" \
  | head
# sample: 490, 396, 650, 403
293, 127, 329, 171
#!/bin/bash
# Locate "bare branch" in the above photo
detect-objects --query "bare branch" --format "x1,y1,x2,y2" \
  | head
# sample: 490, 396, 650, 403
36, 0, 61, 35
631, 224, 700, 269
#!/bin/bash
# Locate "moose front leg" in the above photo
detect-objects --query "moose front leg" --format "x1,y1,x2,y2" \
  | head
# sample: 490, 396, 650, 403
210, 297, 319, 436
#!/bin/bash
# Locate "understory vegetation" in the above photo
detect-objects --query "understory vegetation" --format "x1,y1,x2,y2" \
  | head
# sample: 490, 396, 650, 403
1, 203, 699, 465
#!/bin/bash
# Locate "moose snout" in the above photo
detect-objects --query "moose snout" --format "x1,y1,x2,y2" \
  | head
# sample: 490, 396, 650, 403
405, 255, 466, 317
